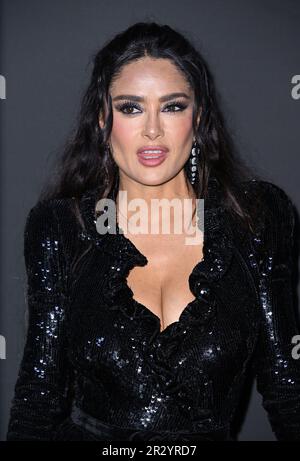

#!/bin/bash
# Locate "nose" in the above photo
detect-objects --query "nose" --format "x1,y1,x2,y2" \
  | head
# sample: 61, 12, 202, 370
142, 111, 164, 140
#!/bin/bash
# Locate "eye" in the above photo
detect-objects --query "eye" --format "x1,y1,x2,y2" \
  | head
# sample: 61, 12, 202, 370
163, 101, 188, 113
115, 102, 142, 115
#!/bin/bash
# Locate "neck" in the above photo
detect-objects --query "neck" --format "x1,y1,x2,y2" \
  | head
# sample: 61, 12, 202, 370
115, 173, 197, 235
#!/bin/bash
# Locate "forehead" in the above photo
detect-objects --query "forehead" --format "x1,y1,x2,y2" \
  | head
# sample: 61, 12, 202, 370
110, 57, 192, 95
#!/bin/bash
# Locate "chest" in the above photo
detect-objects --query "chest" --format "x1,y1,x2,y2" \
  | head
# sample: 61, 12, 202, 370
124, 230, 204, 332
68, 234, 261, 385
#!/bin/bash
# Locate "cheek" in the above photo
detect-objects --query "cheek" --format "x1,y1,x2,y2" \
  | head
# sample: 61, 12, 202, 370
111, 115, 135, 147
111, 111, 194, 148
167, 110, 193, 136
170, 116, 194, 145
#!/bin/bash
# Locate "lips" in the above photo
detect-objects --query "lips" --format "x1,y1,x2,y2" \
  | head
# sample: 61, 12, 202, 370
137, 145, 169, 157
136, 146, 168, 167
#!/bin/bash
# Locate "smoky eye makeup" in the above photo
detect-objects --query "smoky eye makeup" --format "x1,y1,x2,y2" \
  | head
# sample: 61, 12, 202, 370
114, 99, 189, 115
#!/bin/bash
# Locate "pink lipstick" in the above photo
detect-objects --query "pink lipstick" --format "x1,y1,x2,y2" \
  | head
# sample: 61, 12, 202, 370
137, 145, 169, 167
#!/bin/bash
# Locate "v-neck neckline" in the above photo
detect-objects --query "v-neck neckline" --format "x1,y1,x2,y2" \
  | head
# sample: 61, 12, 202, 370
78, 176, 235, 341
114, 222, 205, 336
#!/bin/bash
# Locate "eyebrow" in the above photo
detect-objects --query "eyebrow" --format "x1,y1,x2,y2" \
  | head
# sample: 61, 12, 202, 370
112, 92, 191, 103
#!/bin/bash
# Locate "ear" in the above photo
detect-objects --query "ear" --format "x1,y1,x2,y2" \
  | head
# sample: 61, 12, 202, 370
99, 111, 104, 130
196, 106, 202, 127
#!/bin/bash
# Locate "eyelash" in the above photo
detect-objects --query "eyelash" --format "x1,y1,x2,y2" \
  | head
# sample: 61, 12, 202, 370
115, 100, 188, 115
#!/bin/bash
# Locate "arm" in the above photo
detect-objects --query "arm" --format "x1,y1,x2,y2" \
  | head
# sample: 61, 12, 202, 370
252, 182, 300, 441
7, 200, 73, 441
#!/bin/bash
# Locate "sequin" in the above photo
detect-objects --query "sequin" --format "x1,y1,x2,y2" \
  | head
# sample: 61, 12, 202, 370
6, 178, 300, 441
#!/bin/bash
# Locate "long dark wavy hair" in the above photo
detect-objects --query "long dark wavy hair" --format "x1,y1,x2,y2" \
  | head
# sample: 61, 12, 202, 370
39, 21, 263, 233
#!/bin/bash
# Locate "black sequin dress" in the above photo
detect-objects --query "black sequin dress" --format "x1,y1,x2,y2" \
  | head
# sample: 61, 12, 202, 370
6, 177, 300, 441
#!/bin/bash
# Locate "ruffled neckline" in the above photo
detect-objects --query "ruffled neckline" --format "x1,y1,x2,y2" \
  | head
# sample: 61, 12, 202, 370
77, 178, 237, 420
78, 176, 234, 342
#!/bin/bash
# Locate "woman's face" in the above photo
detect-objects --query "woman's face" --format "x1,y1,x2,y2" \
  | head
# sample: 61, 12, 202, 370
99, 57, 200, 187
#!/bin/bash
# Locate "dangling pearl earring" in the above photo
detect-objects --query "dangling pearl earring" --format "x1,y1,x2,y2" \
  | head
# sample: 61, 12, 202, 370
189, 139, 199, 185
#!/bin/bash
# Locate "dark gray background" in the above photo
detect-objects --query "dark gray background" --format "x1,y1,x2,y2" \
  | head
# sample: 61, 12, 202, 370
0, 0, 299, 441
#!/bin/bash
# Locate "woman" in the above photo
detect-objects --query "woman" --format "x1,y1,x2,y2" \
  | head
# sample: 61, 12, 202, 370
7, 22, 300, 441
